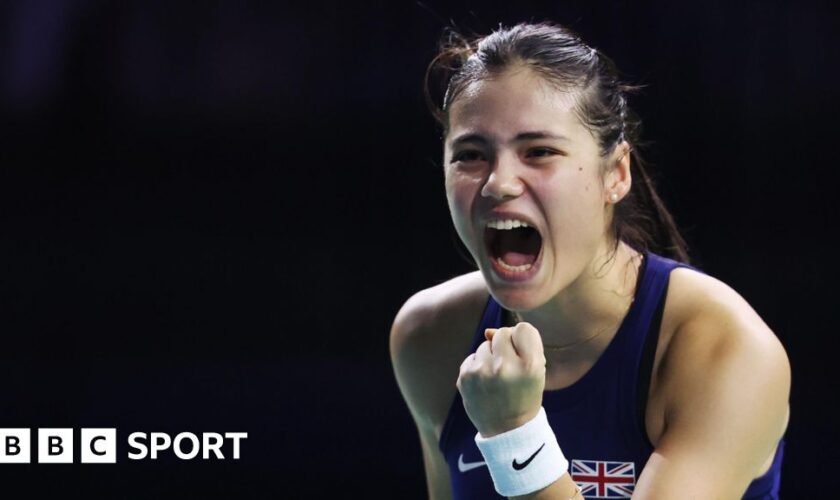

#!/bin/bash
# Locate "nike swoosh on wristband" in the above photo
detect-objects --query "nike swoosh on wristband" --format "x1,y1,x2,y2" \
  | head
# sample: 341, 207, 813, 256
512, 442, 546, 471
457, 453, 487, 473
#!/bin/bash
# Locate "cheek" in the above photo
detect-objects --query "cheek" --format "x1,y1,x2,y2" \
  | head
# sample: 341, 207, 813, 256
444, 174, 471, 237
445, 169, 483, 212
539, 174, 605, 236
445, 170, 487, 251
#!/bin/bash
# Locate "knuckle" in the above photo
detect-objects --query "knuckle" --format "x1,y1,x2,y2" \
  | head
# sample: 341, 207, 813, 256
491, 356, 506, 375
477, 361, 494, 378
496, 362, 516, 379
458, 368, 478, 387
523, 354, 546, 372
460, 353, 473, 367
521, 323, 539, 337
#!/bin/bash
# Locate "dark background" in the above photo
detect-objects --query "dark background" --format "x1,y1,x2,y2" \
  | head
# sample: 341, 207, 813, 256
1, 0, 837, 497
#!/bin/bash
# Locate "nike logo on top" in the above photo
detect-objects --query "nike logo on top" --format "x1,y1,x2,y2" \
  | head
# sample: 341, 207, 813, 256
457, 453, 486, 473
512, 442, 546, 471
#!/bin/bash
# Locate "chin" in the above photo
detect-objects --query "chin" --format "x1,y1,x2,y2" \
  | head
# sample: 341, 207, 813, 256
482, 277, 546, 313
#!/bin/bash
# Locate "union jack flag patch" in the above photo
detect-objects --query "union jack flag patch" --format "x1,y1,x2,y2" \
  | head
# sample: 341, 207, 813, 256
570, 459, 636, 498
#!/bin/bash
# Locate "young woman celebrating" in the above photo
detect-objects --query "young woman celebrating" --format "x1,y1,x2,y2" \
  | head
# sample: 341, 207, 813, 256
390, 22, 789, 499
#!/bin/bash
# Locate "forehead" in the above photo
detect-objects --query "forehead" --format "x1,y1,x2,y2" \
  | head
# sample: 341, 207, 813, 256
446, 68, 589, 146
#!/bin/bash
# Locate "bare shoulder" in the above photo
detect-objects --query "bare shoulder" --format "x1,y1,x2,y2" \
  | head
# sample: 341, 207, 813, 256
665, 266, 789, 374
389, 271, 489, 435
390, 271, 488, 348
656, 266, 791, 475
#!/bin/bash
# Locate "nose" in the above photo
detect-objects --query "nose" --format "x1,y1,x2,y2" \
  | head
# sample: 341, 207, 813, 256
480, 152, 525, 201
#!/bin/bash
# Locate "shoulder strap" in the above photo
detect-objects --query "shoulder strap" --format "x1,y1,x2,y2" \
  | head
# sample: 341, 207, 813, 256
636, 286, 667, 447
630, 252, 702, 447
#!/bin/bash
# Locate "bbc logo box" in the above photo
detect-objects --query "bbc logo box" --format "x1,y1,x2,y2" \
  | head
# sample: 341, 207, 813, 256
0, 428, 116, 463
38, 428, 73, 463
0, 429, 30, 463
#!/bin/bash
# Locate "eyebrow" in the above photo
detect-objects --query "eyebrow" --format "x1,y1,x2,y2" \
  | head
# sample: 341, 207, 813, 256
449, 130, 571, 147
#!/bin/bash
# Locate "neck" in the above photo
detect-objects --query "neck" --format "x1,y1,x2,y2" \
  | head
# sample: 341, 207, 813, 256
515, 241, 644, 362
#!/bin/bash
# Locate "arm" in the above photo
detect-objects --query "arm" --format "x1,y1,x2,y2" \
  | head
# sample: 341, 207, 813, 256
630, 295, 790, 499
416, 424, 454, 500
390, 292, 454, 500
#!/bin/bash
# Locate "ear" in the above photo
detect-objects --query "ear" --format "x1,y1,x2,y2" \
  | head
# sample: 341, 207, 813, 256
603, 141, 632, 204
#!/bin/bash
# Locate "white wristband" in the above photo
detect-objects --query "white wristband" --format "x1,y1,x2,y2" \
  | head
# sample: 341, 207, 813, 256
474, 407, 568, 497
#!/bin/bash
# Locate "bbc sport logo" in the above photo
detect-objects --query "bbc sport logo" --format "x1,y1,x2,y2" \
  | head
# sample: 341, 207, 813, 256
0, 428, 247, 463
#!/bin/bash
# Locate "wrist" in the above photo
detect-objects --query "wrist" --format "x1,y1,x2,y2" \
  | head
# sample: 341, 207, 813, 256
477, 408, 541, 438
474, 407, 569, 497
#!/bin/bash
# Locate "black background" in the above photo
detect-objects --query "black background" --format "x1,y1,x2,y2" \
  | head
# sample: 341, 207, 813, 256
1, 0, 837, 497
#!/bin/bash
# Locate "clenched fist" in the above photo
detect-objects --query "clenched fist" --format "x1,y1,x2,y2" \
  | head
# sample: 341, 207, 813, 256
456, 322, 547, 438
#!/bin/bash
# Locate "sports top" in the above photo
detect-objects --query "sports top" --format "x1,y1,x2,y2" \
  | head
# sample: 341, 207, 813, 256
438, 251, 784, 499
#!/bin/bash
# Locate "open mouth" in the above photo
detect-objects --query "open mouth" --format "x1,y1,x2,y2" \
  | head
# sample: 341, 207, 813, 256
483, 220, 543, 274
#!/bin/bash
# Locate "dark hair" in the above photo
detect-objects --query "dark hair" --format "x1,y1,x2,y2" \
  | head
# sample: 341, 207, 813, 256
424, 22, 690, 264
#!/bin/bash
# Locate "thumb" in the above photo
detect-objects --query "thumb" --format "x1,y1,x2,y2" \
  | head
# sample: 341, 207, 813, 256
484, 328, 496, 342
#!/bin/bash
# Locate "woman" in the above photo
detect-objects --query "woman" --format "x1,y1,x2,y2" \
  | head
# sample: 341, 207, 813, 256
390, 22, 789, 499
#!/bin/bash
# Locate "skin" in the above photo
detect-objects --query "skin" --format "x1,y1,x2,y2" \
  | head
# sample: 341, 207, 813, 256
391, 64, 790, 499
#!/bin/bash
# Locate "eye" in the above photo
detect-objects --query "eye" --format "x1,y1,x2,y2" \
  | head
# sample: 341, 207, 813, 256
526, 147, 560, 158
450, 149, 486, 163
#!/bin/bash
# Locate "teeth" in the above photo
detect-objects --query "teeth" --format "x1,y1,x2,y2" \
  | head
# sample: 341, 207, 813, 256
496, 258, 533, 272
487, 219, 530, 230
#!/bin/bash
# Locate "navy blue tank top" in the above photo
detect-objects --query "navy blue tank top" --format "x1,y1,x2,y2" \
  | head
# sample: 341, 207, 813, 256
439, 251, 784, 499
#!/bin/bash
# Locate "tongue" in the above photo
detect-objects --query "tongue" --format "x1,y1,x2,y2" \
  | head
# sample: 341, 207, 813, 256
495, 228, 541, 266
500, 250, 535, 266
